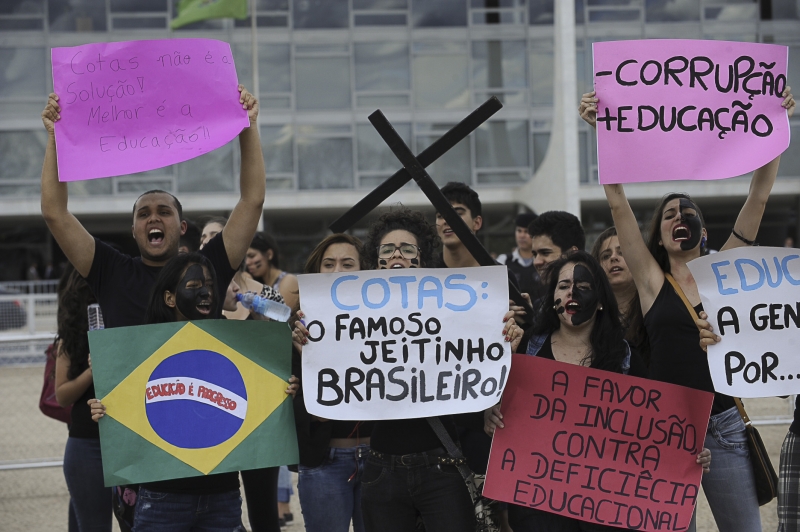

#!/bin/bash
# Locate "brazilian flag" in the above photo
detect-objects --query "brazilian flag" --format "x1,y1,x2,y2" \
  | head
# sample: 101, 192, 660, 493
171, 0, 248, 30
89, 320, 298, 486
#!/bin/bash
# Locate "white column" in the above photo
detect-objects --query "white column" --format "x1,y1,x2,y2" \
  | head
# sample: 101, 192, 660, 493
517, 0, 581, 218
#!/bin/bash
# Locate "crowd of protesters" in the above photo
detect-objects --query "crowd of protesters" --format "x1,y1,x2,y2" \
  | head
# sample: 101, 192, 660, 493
40, 78, 799, 532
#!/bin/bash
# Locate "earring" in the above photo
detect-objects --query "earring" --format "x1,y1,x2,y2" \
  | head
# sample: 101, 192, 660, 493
599, 305, 603, 311
700, 236, 707, 249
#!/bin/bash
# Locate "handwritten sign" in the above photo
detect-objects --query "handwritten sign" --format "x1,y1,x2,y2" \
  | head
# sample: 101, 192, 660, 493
484, 355, 713, 531
297, 266, 510, 420
688, 247, 800, 397
593, 39, 790, 184
51, 39, 249, 182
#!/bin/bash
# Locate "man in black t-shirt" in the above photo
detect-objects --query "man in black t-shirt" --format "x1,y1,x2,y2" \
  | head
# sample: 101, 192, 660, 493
40, 87, 266, 327
41, 87, 267, 531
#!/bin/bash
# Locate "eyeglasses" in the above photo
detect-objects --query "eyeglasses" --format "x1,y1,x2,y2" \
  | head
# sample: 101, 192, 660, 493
377, 243, 419, 260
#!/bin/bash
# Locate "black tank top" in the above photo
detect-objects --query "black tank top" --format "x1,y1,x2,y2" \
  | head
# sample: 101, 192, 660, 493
69, 381, 100, 439
644, 279, 735, 416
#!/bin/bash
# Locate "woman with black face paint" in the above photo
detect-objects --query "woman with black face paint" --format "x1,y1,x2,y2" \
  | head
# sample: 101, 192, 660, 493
579, 88, 796, 532
88, 252, 298, 532
485, 252, 711, 532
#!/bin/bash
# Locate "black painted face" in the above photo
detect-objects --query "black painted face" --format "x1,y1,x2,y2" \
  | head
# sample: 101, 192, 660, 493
554, 264, 599, 327
676, 198, 703, 251
175, 264, 213, 320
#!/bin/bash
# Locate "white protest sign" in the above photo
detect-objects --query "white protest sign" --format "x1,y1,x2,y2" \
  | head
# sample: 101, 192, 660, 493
297, 266, 511, 420
688, 247, 800, 397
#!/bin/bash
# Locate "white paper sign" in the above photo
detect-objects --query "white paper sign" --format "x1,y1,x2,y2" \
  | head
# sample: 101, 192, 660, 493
688, 247, 800, 398
297, 266, 511, 420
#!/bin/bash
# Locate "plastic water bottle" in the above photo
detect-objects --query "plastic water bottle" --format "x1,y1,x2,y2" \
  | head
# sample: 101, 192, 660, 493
236, 292, 291, 322
87, 303, 105, 331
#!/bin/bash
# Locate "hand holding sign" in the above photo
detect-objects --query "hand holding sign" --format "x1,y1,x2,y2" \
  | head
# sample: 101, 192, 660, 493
238, 84, 259, 127
697, 311, 722, 353
41, 93, 61, 135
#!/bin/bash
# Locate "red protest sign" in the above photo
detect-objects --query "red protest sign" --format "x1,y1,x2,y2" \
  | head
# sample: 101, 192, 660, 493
484, 355, 713, 531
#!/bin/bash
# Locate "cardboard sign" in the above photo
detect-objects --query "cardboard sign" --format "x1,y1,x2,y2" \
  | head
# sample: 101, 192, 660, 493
688, 247, 800, 397
484, 355, 713, 531
51, 39, 249, 181
89, 320, 298, 486
593, 39, 790, 184
297, 266, 510, 420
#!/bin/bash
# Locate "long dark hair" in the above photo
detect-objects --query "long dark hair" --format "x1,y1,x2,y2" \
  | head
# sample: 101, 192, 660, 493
646, 193, 707, 274
591, 227, 649, 364
144, 253, 220, 325
304, 233, 365, 274
364, 207, 441, 270
250, 232, 281, 269
532, 251, 628, 373
55, 264, 96, 380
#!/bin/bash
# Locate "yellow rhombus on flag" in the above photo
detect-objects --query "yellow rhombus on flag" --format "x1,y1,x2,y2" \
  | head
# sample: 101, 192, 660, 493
171, 0, 248, 30
89, 320, 298, 486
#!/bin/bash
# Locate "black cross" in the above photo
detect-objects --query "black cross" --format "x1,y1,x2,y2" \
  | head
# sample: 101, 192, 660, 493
329, 97, 534, 321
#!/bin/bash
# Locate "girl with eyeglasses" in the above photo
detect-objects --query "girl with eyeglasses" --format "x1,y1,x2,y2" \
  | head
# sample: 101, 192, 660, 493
293, 208, 522, 532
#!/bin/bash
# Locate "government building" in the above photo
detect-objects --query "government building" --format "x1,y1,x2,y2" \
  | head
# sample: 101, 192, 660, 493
1, 0, 799, 276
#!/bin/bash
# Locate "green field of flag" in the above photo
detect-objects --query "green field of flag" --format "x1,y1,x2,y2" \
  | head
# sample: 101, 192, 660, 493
89, 319, 298, 486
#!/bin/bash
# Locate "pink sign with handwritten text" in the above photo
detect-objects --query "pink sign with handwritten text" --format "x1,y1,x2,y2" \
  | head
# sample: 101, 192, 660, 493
51, 39, 249, 182
593, 40, 790, 185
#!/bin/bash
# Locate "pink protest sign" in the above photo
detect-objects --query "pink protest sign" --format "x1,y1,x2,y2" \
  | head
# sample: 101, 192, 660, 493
484, 355, 713, 531
593, 39, 790, 184
51, 39, 249, 182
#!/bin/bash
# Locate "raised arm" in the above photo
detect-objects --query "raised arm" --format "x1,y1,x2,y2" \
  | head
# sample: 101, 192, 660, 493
221, 86, 267, 270
721, 86, 795, 251
580, 92, 664, 312
603, 185, 665, 312
40, 94, 95, 277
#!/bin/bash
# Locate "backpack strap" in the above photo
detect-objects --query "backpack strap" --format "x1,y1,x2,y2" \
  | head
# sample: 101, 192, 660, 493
665, 273, 700, 322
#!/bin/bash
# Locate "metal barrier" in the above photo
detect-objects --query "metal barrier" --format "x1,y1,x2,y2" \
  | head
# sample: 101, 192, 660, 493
0, 280, 60, 294
0, 292, 58, 343
0, 334, 54, 366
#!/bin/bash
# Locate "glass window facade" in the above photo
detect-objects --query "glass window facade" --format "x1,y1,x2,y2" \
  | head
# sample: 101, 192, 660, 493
0, 0, 797, 200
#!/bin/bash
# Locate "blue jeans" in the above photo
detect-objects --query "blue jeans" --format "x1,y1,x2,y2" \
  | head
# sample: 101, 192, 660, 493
132, 487, 245, 532
360, 449, 475, 532
63, 437, 113, 532
298, 445, 368, 532
701, 406, 762, 532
